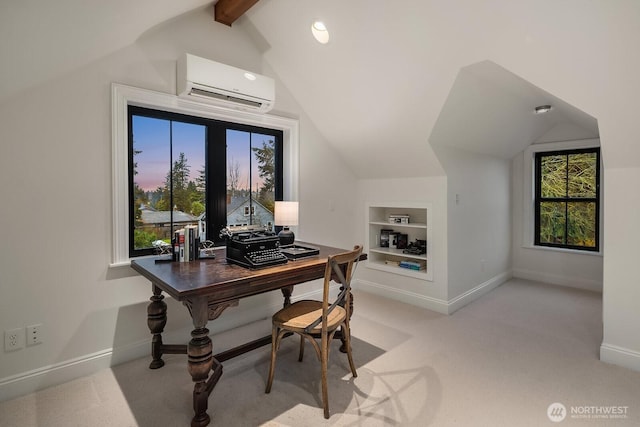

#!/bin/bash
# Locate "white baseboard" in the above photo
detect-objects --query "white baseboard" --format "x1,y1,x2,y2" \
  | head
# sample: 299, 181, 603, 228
355, 270, 511, 315
513, 268, 602, 293
600, 343, 640, 373
355, 279, 450, 314
0, 287, 326, 403
0, 349, 116, 403
447, 270, 512, 314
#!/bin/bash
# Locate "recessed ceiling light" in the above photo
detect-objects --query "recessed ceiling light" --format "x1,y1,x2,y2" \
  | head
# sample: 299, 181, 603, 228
311, 21, 330, 44
534, 105, 552, 114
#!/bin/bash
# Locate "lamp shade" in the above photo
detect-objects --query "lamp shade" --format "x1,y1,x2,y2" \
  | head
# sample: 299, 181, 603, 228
274, 201, 299, 226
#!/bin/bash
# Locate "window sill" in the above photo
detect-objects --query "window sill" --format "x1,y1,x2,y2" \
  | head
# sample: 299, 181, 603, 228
521, 244, 603, 257
109, 260, 132, 269
109, 246, 228, 269
110, 252, 168, 269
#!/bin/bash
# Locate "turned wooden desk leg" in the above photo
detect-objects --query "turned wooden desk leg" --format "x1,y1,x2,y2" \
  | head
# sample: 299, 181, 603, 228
147, 285, 167, 369
188, 299, 214, 427
281, 285, 294, 307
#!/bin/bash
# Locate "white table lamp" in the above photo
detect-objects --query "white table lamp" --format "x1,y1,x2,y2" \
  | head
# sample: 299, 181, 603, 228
274, 201, 298, 245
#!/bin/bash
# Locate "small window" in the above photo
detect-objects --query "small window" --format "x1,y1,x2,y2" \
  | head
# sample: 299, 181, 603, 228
534, 148, 600, 251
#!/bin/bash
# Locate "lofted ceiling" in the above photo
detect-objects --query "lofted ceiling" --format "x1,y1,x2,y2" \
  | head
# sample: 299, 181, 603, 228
0, 0, 599, 178
429, 61, 599, 159
241, 1, 599, 176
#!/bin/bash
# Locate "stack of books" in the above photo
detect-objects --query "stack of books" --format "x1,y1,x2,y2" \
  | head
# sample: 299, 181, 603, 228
399, 260, 426, 271
173, 225, 200, 262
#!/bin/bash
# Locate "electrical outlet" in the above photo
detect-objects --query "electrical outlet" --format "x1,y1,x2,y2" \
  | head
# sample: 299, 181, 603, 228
4, 328, 25, 352
26, 324, 43, 346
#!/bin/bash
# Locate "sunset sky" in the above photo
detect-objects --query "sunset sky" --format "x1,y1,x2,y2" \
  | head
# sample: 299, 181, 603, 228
132, 115, 271, 193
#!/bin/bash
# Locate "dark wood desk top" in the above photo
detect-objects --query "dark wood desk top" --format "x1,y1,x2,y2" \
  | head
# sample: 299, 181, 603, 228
131, 242, 365, 304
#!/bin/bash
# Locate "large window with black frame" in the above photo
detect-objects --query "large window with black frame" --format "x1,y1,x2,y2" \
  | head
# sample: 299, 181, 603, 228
128, 105, 283, 257
534, 147, 600, 251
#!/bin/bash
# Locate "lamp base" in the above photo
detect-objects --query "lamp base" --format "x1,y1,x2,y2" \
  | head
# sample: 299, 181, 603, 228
278, 227, 295, 246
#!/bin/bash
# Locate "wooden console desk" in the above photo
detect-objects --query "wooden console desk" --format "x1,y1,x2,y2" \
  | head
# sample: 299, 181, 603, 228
131, 242, 365, 427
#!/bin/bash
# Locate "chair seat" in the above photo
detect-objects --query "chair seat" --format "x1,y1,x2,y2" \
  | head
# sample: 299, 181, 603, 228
273, 300, 346, 333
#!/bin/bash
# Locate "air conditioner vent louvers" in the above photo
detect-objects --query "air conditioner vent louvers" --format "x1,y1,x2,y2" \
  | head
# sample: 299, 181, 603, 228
189, 88, 264, 108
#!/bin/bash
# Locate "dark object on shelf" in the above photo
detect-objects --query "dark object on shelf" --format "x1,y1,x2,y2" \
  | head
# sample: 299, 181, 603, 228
396, 233, 408, 249
389, 232, 399, 249
380, 229, 393, 247
403, 239, 426, 255
280, 244, 320, 259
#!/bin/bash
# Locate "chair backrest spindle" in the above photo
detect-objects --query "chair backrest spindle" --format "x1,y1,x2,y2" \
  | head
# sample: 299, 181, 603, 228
305, 245, 362, 333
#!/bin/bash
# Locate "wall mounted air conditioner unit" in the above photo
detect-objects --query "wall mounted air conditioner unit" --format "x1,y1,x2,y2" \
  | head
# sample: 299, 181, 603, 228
177, 53, 275, 113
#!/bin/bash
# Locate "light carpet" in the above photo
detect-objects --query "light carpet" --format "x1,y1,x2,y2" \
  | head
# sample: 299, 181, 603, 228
1, 278, 639, 426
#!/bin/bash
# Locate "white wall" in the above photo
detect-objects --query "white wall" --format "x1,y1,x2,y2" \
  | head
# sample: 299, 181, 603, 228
432, 145, 512, 310
0, 8, 359, 400
601, 167, 640, 370
288, 103, 360, 250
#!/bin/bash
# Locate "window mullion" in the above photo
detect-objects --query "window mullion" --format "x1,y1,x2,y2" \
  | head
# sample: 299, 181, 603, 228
564, 154, 569, 245
169, 120, 174, 236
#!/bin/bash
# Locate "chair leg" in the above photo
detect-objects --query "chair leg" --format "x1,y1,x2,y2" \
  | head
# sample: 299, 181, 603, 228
265, 326, 279, 393
298, 335, 305, 362
342, 323, 357, 378
321, 335, 330, 419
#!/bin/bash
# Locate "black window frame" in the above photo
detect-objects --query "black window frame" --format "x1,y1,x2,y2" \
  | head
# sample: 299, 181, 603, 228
534, 147, 600, 252
128, 105, 283, 258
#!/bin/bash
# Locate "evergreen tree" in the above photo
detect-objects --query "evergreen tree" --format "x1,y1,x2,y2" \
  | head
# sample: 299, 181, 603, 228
154, 186, 169, 211
153, 152, 194, 213
252, 140, 275, 192
252, 139, 275, 212
132, 148, 148, 225
174, 152, 191, 212
195, 167, 206, 204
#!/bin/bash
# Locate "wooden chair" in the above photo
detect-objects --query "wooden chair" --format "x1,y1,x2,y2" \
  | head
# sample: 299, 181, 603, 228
265, 245, 363, 419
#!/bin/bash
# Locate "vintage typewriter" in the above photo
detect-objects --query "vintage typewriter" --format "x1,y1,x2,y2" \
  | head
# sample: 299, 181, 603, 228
220, 225, 288, 269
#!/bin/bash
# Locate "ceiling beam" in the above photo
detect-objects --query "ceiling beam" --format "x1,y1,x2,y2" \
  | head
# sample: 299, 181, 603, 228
215, 0, 260, 26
